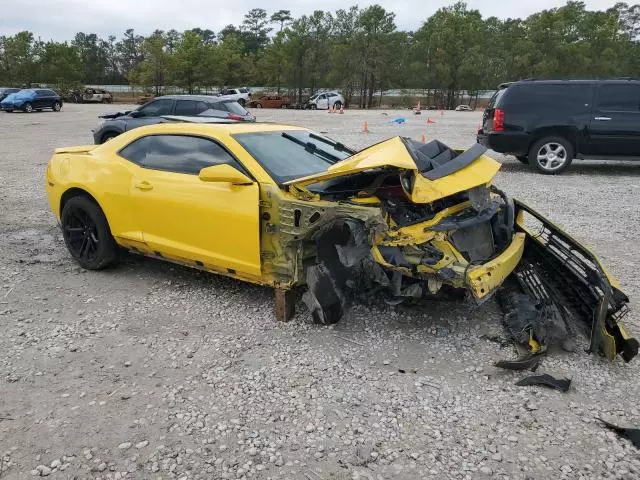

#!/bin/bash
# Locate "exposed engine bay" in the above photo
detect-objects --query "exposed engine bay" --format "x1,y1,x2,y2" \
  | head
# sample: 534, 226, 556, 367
276, 138, 638, 363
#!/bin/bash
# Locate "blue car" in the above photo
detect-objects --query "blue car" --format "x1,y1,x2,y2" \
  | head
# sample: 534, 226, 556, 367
0, 88, 63, 113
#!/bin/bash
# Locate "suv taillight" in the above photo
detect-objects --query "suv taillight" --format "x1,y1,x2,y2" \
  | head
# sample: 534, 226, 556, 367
493, 108, 504, 132
228, 113, 245, 121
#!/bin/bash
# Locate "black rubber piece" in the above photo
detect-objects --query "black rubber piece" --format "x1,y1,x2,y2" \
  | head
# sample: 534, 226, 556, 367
515, 373, 571, 392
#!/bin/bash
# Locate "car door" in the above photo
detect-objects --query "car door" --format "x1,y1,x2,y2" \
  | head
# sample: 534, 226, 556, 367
125, 98, 175, 130
120, 134, 261, 277
34, 90, 48, 109
316, 94, 329, 109
588, 83, 640, 156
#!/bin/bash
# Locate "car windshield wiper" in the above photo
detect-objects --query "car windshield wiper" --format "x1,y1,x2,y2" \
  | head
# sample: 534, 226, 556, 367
308, 133, 354, 154
281, 132, 341, 163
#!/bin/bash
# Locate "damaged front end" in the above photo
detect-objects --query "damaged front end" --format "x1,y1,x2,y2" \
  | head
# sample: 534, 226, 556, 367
276, 137, 637, 362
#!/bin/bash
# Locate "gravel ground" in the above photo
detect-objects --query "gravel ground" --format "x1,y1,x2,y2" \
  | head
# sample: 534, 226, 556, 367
1, 104, 640, 480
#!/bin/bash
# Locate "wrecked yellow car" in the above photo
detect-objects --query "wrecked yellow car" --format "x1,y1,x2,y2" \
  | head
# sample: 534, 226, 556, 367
45, 121, 638, 362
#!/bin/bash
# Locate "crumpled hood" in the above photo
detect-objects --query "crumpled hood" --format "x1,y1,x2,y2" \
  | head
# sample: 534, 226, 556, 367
284, 136, 501, 204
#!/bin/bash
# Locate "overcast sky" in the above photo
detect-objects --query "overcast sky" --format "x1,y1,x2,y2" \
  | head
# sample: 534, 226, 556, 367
2, 0, 621, 41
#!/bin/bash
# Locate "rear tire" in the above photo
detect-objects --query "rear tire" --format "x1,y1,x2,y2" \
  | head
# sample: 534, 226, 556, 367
255, 103, 262, 108
333, 101, 342, 110
53, 102, 61, 112
238, 98, 245, 106
528, 136, 573, 174
515, 155, 528, 163
61, 196, 117, 270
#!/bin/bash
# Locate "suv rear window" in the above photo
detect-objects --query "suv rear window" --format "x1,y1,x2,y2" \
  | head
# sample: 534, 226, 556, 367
488, 88, 507, 108
596, 84, 640, 111
222, 101, 248, 116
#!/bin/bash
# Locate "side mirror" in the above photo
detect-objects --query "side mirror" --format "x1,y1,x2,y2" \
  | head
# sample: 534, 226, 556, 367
129, 110, 143, 118
198, 164, 253, 185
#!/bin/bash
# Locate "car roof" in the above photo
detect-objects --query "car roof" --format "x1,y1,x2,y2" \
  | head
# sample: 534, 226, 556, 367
507, 78, 640, 87
128, 122, 307, 136
153, 94, 232, 102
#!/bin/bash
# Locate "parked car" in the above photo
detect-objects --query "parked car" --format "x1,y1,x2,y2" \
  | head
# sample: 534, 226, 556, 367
44, 122, 637, 363
69, 88, 113, 103
0, 88, 62, 113
477, 79, 640, 174
0, 88, 20, 102
305, 91, 344, 110
217, 87, 251, 106
246, 95, 291, 109
455, 104, 473, 111
91, 95, 255, 144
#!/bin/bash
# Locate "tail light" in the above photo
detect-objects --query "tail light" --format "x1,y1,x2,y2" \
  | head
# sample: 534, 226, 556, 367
493, 108, 504, 132
227, 113, 245, 121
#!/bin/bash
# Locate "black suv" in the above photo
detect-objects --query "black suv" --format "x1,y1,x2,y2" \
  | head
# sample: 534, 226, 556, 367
477, 79, 640, 174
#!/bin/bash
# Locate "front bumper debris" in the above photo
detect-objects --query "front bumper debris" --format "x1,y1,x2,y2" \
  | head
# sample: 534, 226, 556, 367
503, 200, 638, 362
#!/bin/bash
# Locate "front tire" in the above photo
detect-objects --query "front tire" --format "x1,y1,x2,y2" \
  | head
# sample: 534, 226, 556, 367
61, 196, 117, 270
23, 102, 33, 113
528, 136, 573, 174
100, 132, 119, 143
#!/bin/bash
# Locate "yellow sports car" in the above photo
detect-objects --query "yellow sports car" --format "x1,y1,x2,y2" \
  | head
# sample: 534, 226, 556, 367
45, 121, 637, 362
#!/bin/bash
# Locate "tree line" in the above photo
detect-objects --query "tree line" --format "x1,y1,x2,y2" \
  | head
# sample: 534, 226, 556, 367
0, 1, 639, 108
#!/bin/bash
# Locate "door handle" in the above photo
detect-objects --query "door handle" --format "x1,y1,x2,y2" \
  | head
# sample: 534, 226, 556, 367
134, 181, 153, 191
594, 116, 611, 121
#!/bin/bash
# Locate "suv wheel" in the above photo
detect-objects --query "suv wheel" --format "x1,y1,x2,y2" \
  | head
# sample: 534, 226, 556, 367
53, 102, 61, 112
23, 102, 33, 113
528, 137, 573, 174
334, 101, 342, 110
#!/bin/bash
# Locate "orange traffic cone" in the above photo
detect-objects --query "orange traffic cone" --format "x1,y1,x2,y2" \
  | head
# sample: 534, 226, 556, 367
339, 105, 344, 114
421, 134, 426, 143
427, 117, 435, 124
362, 121, 370, 133
414, 100, 422, 115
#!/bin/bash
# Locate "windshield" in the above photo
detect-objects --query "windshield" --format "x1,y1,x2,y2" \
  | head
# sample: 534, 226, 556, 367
233, 130, 353, 183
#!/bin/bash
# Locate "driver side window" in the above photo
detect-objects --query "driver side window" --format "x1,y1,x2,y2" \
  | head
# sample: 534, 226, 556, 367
119, 134, 244, 175
137, 99, 174, 118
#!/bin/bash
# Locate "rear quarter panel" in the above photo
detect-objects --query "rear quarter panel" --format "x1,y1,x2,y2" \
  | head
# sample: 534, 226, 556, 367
46, 149, 139, 241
